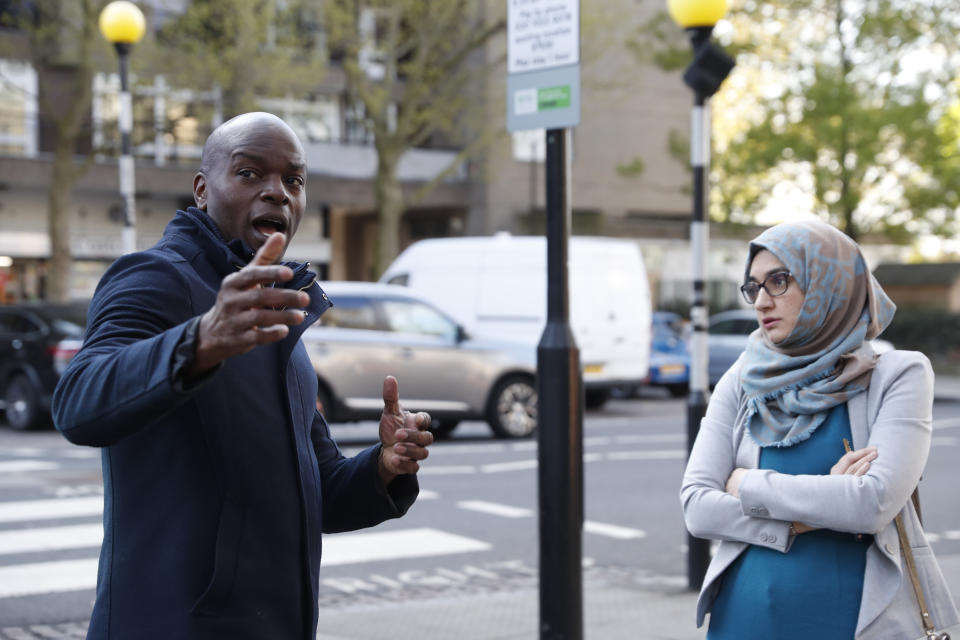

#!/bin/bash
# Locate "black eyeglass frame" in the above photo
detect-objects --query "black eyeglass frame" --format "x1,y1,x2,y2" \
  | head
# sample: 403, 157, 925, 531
740, 270, 793, 305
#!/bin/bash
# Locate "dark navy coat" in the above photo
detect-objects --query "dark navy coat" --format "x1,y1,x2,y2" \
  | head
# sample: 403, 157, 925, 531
53, 209, 417, 639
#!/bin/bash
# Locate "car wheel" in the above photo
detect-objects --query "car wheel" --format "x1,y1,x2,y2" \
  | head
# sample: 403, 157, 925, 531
428, 420, 460, 440
316, 383, 335, 422
5, 374, 42, 431
486, 376, 537, 439
584, 388, 610, 410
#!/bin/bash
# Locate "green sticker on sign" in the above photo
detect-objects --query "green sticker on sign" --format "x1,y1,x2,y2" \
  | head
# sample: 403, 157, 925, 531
538, 85, 571, 110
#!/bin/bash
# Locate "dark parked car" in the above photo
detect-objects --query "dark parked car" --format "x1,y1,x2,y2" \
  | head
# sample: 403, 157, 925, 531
0, 302, 86, 430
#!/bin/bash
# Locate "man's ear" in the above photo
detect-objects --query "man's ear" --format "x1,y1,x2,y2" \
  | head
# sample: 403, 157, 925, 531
193, 172, 207, 210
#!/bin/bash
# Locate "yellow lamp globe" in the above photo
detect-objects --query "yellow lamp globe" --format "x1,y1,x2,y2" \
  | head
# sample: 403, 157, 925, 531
99, 1, 146, 45
666, 0, 728, 28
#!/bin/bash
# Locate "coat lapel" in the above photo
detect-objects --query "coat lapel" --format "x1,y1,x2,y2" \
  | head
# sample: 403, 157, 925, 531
848, 390, 869, 447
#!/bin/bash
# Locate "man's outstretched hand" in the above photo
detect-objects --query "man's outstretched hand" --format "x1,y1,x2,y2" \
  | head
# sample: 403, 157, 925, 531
189, 233, 309, 377
378, 376, 433, 485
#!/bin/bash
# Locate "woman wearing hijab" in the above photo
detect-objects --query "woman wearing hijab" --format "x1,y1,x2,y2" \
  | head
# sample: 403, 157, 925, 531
681, 220, 959, 639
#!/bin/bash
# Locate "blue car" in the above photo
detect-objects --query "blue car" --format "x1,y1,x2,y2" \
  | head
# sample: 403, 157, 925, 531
648, 311, 690, 397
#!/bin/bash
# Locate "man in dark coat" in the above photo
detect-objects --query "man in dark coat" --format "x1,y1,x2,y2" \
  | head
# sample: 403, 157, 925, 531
52, 112, 433, 639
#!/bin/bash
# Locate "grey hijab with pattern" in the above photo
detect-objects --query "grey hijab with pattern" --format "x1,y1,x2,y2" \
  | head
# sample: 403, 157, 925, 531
737, 220, 897, 447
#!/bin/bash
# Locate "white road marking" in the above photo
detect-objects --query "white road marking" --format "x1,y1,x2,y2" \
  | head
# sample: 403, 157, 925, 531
456, 501, 648, 541
322, 528, 489, 566
433, 444, 508, 455
481, 459, 538, 473
458, 500, 534, 518
934, 417, 960, 430
418, 465, 477, 475
0, 524, 102, 555
614, 434, 685, 444
943, 530, 960, 540
419, 448, 686, 475
61, 450, 99, 459
0, 559, 99, 598
0, 497, 103, 523
0, 461, 59, 473
605, 450, 686, 461
6, 448, 45, 456
418, 489, 440, 500
584, 521, 646, 540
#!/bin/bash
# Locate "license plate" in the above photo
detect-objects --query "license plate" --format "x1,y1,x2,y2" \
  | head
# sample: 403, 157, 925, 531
583, 364, 604, 374
659, 364, 686, 376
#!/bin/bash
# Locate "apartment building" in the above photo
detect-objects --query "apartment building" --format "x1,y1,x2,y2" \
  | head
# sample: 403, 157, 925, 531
0, 0, 745, 306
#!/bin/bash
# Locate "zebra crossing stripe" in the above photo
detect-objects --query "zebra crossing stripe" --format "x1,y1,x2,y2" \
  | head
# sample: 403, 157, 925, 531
0, 497, 103, 523
0, 524, 103, 556
0, 461, 59, 473
0, 558, 99, 598
322, 528, 489, 566
583, 521, 646, 540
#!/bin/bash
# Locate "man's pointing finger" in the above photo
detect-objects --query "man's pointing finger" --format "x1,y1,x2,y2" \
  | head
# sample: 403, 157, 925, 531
252, 232, 287, 266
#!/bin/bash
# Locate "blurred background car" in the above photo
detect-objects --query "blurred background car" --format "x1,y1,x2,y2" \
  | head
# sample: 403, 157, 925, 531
0, 302, 87, 430
302, 282, 538, 439
648, 311, 690, 397
707, 309, 758, 387
707, 309, 896, 387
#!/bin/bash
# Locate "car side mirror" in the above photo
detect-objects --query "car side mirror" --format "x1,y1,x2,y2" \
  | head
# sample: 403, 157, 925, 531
456, 325, 469, 343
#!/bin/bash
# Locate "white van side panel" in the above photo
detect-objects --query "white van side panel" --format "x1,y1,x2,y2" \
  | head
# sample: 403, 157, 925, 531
381, 236, 651, 385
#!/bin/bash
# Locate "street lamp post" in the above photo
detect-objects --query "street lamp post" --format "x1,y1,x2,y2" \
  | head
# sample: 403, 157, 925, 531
666, 0, 734, 591
99, 1, 146, 255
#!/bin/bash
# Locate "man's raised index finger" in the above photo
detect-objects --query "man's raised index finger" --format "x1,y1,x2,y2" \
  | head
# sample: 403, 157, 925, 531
252, 232, 286, 266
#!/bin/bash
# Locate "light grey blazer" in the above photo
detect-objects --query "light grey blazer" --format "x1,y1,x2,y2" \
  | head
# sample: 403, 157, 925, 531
680, 349, 959, 639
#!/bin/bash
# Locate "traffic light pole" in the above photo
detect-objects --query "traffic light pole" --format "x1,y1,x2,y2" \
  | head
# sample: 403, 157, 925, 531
686, 83, 712, 591
115, 42, 137, 255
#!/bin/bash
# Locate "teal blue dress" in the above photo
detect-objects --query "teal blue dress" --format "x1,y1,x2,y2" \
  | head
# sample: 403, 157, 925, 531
707, 404, 869, 640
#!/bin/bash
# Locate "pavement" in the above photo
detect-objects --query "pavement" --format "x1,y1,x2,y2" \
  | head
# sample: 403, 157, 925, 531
1, 382, 955, 640
312, 555, 960, 640
313, 569, 703, 640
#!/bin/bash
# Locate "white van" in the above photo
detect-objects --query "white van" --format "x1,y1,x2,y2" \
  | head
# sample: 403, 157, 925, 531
379, 234, 652, 407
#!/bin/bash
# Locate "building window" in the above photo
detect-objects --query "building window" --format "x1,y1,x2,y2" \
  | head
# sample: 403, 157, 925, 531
0, 59, 38, 157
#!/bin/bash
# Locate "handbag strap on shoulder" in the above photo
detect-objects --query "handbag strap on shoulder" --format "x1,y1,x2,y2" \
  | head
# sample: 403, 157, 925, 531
894, 490, 950, 640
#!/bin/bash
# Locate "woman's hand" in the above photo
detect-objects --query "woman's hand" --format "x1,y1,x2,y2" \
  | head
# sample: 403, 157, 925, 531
725, 467, 747, 497
789, 446, 877, 537
831, 446, 878, 476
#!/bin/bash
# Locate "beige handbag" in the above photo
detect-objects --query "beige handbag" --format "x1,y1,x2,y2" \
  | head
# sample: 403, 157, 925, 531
895, 490, 955, 640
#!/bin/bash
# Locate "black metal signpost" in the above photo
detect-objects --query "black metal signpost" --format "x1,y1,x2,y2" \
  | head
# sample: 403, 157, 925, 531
537, 127, 583, 639
506, 1, 583, 637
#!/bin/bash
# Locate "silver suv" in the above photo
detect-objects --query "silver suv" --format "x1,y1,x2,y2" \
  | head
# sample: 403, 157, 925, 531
301, 282, 538, 439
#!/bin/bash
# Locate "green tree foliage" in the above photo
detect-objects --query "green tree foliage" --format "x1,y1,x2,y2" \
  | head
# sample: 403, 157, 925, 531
325, 0, 504, 277
150, 0, 326, 117
0, 0, 109, 302
632, 0, 960, 244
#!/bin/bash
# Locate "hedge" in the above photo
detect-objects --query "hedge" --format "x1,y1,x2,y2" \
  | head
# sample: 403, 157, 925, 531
882, 309, 960, 366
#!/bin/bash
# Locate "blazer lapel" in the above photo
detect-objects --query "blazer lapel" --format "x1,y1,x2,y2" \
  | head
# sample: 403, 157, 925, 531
848, 391, 869, 448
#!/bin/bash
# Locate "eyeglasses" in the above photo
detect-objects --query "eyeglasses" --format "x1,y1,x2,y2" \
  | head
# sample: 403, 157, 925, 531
740, 271, 792, 304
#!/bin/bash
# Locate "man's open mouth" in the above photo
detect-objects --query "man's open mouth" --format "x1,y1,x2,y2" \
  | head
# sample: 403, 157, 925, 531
252, 215, 288, 236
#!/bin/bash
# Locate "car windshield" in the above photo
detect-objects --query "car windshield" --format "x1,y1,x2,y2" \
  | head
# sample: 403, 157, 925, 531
51, 318, 84, 338
382, 299, 457, 340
